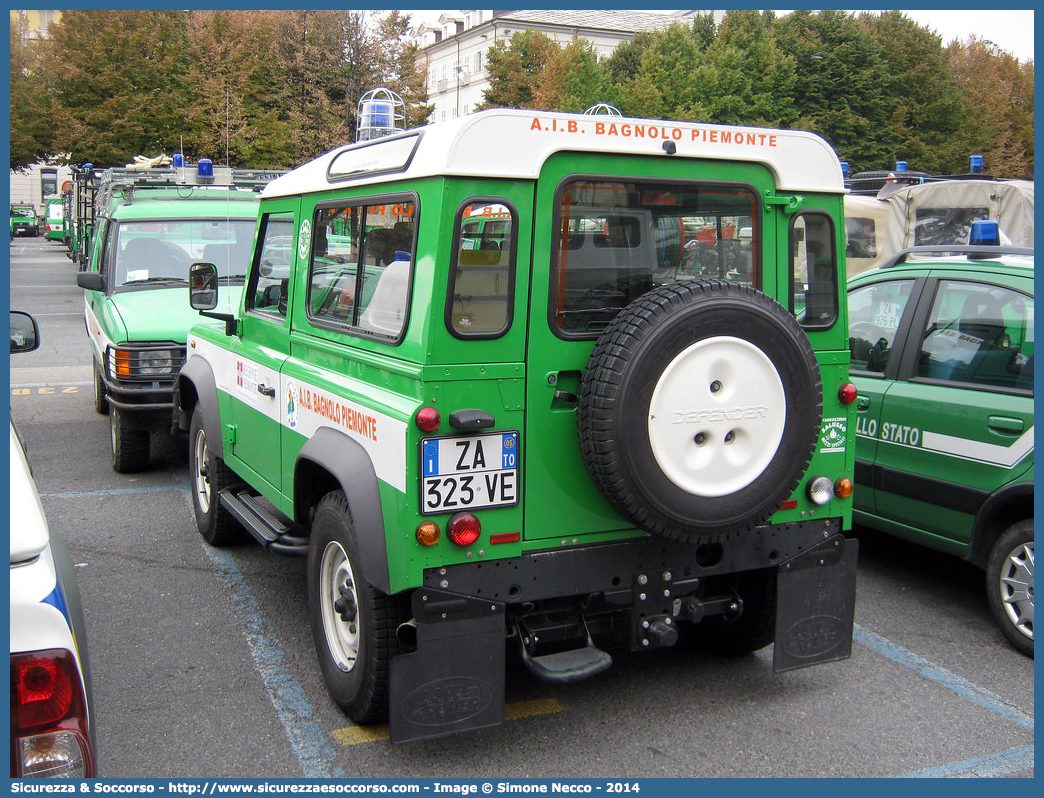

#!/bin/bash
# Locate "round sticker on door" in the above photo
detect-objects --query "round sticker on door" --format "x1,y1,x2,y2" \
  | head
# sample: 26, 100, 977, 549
298, 219, 312, 261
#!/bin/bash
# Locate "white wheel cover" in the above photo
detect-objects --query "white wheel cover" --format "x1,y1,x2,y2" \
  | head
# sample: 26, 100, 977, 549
648, 336, 787, 497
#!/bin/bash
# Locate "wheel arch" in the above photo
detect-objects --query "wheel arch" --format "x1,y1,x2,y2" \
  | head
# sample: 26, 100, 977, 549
969, 480, 1034, 568
296, 427, 391, 594
176, 357, 223, 457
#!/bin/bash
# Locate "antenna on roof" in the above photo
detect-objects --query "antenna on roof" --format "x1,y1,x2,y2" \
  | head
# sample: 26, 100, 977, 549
357, 87, 405, 142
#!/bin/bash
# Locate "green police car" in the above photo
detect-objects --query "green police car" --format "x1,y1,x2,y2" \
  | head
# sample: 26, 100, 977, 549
847, 222, 1033, 655
177, 109, 860, 743
10, 203, 39, 238
76, 160, 283, 472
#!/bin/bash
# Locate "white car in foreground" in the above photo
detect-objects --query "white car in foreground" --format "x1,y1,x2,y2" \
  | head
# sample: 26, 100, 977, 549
10, 311, 97, 777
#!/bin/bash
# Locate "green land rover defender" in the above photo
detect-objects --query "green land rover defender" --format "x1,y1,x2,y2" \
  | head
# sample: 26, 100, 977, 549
177, 110, 860, 743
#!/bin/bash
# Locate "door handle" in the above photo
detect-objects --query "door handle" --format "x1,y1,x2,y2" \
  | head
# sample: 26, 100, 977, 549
988, 415, 1025, 434
856, 396, 870, 411
257, 383, 276, 398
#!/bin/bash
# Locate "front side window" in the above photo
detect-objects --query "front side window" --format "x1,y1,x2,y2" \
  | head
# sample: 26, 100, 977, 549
847, 279, 916, 373
790, 212, 838, 329
247, 212, 295, 318
917, 280, 1033, 390
553, 179, 758, 336
108, 218, 257, 291
307, 199, 416, 340
449, 201, 516, 337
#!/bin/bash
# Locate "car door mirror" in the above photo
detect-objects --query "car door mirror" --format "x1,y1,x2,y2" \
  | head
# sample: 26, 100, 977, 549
10, 311, 39, 354
76, 271, 106, 292
189, 262, 218, 310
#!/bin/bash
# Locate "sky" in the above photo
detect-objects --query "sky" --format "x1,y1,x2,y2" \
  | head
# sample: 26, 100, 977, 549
404, 8, 1034, 62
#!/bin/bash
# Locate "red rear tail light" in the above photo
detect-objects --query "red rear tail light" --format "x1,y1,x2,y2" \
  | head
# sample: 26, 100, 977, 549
838, 383, 858, 404
448, 513, 481, 547
10, 649, 94, 777
12, 651, 76, 730
415, 406, 441, 432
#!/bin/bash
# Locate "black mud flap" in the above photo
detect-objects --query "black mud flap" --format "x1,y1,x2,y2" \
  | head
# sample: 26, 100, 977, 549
773, 533, 858, 672
388, 588, 505, 744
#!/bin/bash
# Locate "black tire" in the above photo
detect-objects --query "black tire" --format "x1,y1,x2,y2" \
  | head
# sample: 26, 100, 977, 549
110, 407, 150, 473
687, 568, 778, 656
578, 280, 822, 543
188, 404, 243, 546
307, 490, 402, 723
986, 519, 1034, 657
93, 364, 109, 415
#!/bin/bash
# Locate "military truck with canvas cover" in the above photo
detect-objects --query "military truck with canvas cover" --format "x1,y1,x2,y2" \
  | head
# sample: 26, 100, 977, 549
76, 162, 283, 472
177, 109, 859, 743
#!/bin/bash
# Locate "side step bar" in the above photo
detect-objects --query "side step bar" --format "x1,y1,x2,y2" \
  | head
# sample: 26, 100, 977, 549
218, 488, 309, 555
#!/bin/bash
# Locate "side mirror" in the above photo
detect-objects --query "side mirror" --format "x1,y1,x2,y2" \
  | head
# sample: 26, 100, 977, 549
10, 311, 40, 354
189, 262, 218, 310
76, 271, 106, 292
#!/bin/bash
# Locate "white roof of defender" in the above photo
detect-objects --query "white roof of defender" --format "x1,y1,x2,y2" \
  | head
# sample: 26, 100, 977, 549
262, 109, 845, 198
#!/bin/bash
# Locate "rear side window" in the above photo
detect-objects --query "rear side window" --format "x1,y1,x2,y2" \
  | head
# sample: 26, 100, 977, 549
790, 212, 838, 330
448, 200, 517, 337
306, 198, 416, 341
917, 280, 1034, 390
552, 179, 758, 336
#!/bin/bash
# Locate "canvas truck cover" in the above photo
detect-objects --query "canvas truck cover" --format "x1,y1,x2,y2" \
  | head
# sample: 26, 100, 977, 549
886, 179, 1034, 252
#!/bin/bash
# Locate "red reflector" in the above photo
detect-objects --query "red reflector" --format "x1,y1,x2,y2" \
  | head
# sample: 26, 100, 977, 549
415, 406, 440, 432
838, 383, 858, 404
448, 513, 481, 547
490, 532, 520, 545
779, 499, 799, 510
12, 650, 78, 730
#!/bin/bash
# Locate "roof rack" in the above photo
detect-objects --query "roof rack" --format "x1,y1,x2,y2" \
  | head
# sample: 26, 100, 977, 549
98, 165, 286, 192
882, 245, 1034, 268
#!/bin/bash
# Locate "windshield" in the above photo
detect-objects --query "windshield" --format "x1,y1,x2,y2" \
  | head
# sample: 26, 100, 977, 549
110, 219, 256, 288
11, 207, 35, 218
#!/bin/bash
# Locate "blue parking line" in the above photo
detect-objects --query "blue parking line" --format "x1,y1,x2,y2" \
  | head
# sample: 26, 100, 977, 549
854, 625, 1033, 731
40, 485, 184, 498
854, 625, 1034, 778
903, 745, 1034, 778
176, 486, 344, 779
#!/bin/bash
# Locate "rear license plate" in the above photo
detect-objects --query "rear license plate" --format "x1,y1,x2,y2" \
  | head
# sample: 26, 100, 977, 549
420, 431, 519, 515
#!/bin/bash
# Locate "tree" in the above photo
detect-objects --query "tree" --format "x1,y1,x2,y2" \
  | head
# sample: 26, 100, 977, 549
857, 11, 963, 174
532, 37, 606, 113
477, 29, 560, 110
695, 10, 796, 128
774, 10, 892, 170
43, 10, 193, 166
947, 37, 1034, 177
9, 17, 54, 170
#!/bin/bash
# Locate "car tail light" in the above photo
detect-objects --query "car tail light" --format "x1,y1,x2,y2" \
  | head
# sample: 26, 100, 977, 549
10, 649, 94, 778
415, 406, 441, 432
448, 513, 481, 547
838, 383, 858, 404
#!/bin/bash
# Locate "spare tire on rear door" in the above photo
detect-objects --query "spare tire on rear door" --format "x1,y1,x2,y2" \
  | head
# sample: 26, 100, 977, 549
578, 279, 822, 544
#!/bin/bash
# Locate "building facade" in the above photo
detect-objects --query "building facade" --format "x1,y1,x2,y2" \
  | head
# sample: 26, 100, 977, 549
413, 10, 685, 123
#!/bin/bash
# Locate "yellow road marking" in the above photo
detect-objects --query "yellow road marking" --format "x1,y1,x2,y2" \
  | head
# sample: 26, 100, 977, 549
11, 386, 80, 395
331, 698, 565, 746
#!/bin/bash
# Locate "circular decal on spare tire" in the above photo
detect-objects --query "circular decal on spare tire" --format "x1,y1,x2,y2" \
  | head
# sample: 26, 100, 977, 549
648, 335, 786, 497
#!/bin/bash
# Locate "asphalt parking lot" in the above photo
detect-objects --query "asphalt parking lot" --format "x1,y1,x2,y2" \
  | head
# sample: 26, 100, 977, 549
8, 239, 1034, 779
